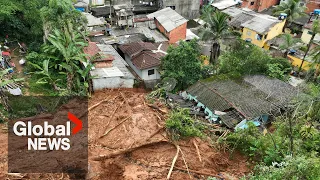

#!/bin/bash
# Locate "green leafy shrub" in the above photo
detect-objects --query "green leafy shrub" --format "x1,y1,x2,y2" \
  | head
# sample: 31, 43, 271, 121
267, 63, 290, 81
165, 108, 204, 140
249, 155, 320, 180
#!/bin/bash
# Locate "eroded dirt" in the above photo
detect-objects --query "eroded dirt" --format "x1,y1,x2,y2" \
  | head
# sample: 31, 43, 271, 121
0, 89, 250, 179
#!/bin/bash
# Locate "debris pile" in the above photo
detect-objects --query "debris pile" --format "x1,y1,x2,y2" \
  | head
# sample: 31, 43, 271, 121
0, 89, 250, 179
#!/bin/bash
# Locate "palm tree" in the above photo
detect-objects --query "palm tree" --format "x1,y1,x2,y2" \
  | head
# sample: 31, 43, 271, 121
279, 33, 300, 58
273, 0, 307, 29
299, 20, 320, 71
199, 6, 231, 64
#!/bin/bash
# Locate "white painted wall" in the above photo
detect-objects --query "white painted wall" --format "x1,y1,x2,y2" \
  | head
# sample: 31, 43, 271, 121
141, 67, 161, 80
92, 77, 134, 90
124, 54, 161, 81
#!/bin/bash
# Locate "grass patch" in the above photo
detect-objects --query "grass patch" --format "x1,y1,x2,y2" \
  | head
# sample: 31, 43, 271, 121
8, 96, 72, 119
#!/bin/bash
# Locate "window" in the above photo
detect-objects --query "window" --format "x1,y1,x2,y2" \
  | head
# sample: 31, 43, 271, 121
246, 31, 251, 36
307, 31, 313, 35
148, 69, 155, 76
250, 1, 254, 5
255, 34, 263, 40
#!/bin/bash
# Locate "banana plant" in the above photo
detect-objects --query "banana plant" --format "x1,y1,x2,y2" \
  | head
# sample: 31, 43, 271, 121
29, 60, 63, 91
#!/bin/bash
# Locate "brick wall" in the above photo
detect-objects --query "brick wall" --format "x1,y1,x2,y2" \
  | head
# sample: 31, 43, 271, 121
154, 19, 170, 38
168, 23, 187, 44
306, 0, 320, 13
241, 0, 279, 12
154, 19, 187, 44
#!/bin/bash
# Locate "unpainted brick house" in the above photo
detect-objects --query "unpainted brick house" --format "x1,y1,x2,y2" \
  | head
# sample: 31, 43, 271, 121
147, 7, 188, 44
241, 0, 280, 12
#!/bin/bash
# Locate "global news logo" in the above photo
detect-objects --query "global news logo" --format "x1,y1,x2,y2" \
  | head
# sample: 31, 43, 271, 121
12, 112, 82, 151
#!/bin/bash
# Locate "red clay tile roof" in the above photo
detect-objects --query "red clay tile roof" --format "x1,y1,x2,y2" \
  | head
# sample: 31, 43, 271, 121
132, 51, 163, 70
84, 42, 114, 62
119, 42, 157, 58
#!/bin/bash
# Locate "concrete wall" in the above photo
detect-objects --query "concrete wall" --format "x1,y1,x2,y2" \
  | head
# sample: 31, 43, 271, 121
161, 0, 200, 19
287, 55, 312, 71
141, 67, 161, 80
92, 77, 134, 90
301, 28, 320, 44
124, 54, 143, 77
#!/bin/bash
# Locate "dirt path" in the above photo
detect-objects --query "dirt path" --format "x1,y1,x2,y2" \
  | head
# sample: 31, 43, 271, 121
0, 89, 250, 179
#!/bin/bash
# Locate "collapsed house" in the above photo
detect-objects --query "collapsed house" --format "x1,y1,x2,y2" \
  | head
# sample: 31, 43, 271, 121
84, 42, 134, 90
177, 75, 299, 129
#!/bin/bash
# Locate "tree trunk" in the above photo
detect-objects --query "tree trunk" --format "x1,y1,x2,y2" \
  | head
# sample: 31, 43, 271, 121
284, 50, 289, 58
210, 42, 220, 65
314, 65, 320, 80
299, 33, 316, 71
67, 72, 73, 91
289, 117, 294, 156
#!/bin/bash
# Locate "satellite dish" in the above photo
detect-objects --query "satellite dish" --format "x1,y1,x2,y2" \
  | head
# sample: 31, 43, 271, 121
162, 77, 177, 91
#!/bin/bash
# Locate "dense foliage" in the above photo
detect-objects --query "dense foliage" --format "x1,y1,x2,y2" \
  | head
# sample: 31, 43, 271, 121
0, 0, 47, 48
219, 40, 291, 80
161, 40, 202, 90
24, 0, 91, 96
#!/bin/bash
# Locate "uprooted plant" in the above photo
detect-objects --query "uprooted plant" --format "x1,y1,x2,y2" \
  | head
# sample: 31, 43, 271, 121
165, 108, 205, 140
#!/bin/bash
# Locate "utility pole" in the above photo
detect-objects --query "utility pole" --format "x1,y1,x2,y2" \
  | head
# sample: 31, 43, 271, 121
110, 0, 113, 25
299, 15, 319, 71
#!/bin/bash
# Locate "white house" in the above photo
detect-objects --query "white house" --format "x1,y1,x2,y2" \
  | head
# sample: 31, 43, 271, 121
119, 42, 168, 82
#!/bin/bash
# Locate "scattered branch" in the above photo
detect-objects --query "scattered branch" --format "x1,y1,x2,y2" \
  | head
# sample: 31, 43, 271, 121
167, 144, 180, 180
179, 147, 192, 179
193, 140, 202, 162
92, 140, 169, 161
100, 115, 132, 138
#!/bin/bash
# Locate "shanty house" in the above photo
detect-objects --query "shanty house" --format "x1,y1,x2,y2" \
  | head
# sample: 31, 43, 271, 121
222, 7, 286, 49
147, 7, 188, 44
240, 13, 286, 48
187, 75, 298, 129
119, 42, 168, 83
114, 4, 134, 28
84, 42, 135, 90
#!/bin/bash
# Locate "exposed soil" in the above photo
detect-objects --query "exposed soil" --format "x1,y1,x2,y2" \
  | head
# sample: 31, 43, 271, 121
0, 89, 250, 179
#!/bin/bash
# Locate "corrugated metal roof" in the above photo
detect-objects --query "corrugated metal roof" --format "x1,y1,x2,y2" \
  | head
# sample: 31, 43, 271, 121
187, 76, 298, 121
83, 12, 105, 27
96, 44, 135, 79
229, 12, 255, 29
241, 15, 280, 34
222, 7, 245, 17
147, 7, 188, 32
211, 0, 240, 10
